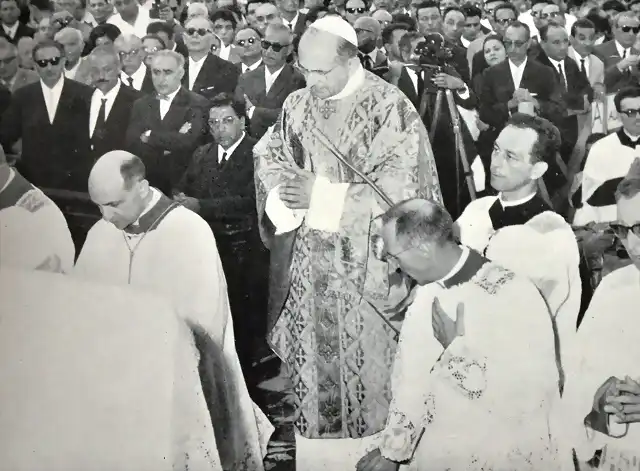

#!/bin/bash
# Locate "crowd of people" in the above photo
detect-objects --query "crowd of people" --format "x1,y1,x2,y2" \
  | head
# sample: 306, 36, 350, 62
0, 0, 639, 468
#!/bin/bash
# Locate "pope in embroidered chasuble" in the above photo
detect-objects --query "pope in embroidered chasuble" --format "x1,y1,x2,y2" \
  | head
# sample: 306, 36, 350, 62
73, 184, 274, 471
378, 250, 561, 470
0, 268, 212, 471
253, 21, 442, 442
0, 167, 75, 273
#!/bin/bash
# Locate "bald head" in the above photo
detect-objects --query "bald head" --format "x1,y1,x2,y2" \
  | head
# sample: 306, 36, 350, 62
381, 198, 454, 248
114, 33, 143, 49
89, 151, 145, 192
354, 16, 382, 37
187, 2, 208, 18
371, 9, 392, 24
54, 27, 83, 44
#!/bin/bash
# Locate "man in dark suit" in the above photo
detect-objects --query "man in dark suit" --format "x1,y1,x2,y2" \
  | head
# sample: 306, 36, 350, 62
0, 39, 93, 249
114, 34, 155, 94
593, 11, 640, 94
86, 45, 141, 160
0, 0, 34, 45
182, 16, 241, 101
536, 23, 593, 164
276, 0, 306, 38
174, 92, 269, 383
235, 23, 305, 139
147, 21, 189, 59
354, 16, 391, 78
125, 50, 209, 197
479, 22, 564, 135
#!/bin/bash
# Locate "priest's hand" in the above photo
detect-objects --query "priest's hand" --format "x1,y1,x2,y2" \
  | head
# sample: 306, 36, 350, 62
279, 168, 316, 210
356, 449, 400, 471
605, 376, 640, 423
432, 297, 465, 350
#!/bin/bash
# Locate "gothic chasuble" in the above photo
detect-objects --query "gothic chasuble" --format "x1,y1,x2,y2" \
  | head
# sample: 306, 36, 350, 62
378, 250, 561, 470
0, 168, 75, 273
560, 264, 640, 471
73, 190, 274, 471
253, 66, 442, 445
0, 268, 211, 471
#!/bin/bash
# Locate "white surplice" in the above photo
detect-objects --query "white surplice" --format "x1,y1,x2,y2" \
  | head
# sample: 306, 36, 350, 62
73, 190, 274, 470
560, 264, 640, 470
0, 268, 216, 471
378, 253, 561, 470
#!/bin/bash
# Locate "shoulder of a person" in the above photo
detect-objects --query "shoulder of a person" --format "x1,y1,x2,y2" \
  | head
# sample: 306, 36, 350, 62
185, 89, 210, 108
458, 195, 496, 218
597, 263, 637, 293
471, 259, 521, 296
164, 205, 215, 239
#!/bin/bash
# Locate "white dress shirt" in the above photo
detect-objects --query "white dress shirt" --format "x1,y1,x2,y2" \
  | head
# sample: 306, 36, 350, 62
107, 7, 151, 40
2, 22, 18, 40
281, 12, 299, 32
217, 132, 245, 163
158, 87, 180, 120
89, 80, 121, 138
241, 59, 262, 73
508, 57, 528, 90
218, 44, 231, 61
187, 55, 207, 91
548, 57, 566, 87
265, 64, 284, 93
64, 59, 82, 80
121, 63, 147, 91
40, 77, 64, 124
572, 49, 590, 74
615, 40, 631, 69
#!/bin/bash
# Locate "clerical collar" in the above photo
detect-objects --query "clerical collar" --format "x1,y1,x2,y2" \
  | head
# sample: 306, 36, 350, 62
124, 188, 179, 235
326, 63, 365, 101
489, 192, 550, 230
617, 128, 640, 148
440, 248, 490, 289
436, 246, 470, 286
498, 191, 536, 207
0, 168, 33, 211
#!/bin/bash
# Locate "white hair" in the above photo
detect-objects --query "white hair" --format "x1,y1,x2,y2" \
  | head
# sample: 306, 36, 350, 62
54, 27, 84, 44
150, 49, 185, 69
114, 33, 143, 49
187, 2, 209, 18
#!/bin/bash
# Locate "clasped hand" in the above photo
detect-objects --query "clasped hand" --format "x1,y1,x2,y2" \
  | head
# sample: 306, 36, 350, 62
279, 168, 316, 210
509, 88, 538, 109
432, 72, 465, 91
604, 376, 640, 424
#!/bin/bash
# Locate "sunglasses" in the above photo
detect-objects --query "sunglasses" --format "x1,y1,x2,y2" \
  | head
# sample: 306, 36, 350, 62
346, 7, 366, 13
118, 49, 140, 58
503, 39, 527, 48
609, 222, 640, 239
620, 25, 640, 34
235, 37, 257, 46
620, 108, 640, 117
261, 40, 289, 52
54, 17, 72, 27
35, 56, 62, 67
186, 27, 212, 36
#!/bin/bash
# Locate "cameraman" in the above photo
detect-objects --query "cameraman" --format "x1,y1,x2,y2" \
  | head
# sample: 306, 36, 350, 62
399, 30, 478, 219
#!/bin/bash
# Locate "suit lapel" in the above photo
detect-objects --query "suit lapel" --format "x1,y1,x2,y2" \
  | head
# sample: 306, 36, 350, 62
499, 61, 515, 94
520, 61, 536, 90
266, 64, 291, 99
252, 66, 267, 100
162, 87, 187, 126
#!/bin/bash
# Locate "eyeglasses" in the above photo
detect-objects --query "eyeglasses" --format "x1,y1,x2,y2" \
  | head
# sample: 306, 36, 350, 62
620, 25, 640, 34
541, 11, 561, 19
118, 49, 140, 58
495, 17, 514, 25
294, 60, 337, 77
0, 55, 17, 65
235, 37, 257, 47
531, 10, 544, 17
503, 39, 527, 48
346, 6, 366, 13
261, 40, 290, 52
620, 108, 640, 117
208, 116, 236, 126
53, 17, 72, 27
610, 222, 640, 240
185, 27, 212, 36
143, 46, 160, 53
35, 56, 62, 67
355, 27, 375, 34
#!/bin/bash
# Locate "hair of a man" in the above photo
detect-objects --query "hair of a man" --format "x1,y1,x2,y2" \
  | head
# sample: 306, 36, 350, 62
54, 26, 84, 44
210, 91, 247, 119
381, 198, 455, 250
442, 6, 465, 20
31, 38, 65, 60
494, 2, 517, 20
120, 155, 146, 190
89, 44, 120, 63
211, 7, 238, 28
146, 20, 175, 38
415, 0, 440, 15
506, 20, 531, 40
531, 0, 552, 7
150, 48, 185, 69
141, 33, 167, 48
265, 21, 293, 42
185, 15, 214, 30
381, 22, 410, 45
246, 0, 269, 12
114, 33, 143, 49
391, 12, 416, 30
505, 113, 559, 164
89, 23, 122, 45
306, 5, 329, 24
236, 25, 263, 39
614, 86, 640, 112
614, 11, 635, 28
0, 0, 18, 7
604, 0, 627, 13
570, 17, 595, 36
461, 3, 482, 18
398, 30, 422, 50
539, 22, 565, 41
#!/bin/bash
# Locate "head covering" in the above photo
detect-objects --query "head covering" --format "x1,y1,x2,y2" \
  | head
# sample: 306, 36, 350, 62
354, 17, 382, 37
309, 15, 358, 46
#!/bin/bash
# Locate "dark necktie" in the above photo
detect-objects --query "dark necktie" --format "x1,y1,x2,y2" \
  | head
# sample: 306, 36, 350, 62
623, 49, 627, 59
218, 151, 227, 167
125, 75, 133, 87
580, 58, 585, 73
93, 98, 108, 141
360, 54, 373, 71
557, 64, 566, 89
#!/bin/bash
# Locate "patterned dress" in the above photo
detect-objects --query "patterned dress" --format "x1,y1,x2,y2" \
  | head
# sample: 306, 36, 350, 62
254, 70, 442, 440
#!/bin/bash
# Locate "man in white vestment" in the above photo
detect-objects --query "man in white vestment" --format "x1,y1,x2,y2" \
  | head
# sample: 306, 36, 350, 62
455, 113, 581, 393
561, 160, 640, 471
0, 267, 219, 471
357, 198, 560, 471
0, 145, 75, 273
73, 151, 273, 471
